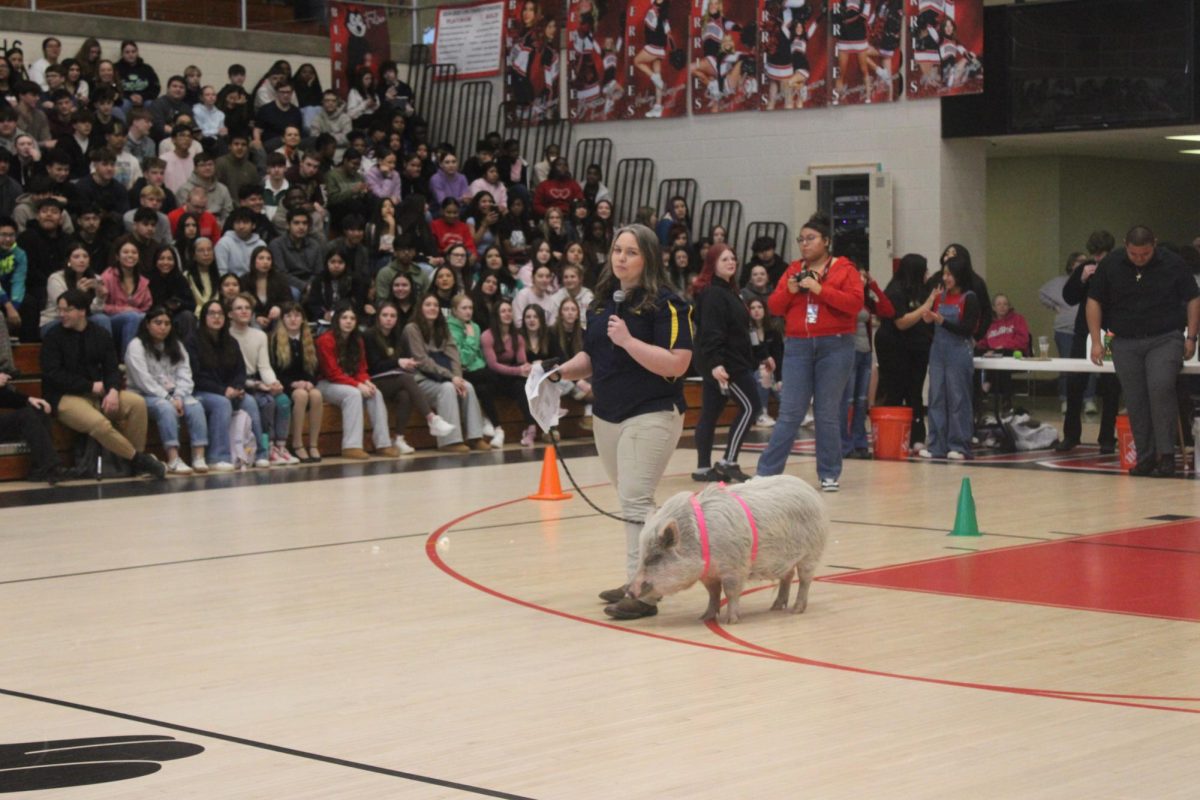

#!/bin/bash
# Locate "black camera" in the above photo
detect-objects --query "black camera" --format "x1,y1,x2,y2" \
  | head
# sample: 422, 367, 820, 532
793, 269, 818, 292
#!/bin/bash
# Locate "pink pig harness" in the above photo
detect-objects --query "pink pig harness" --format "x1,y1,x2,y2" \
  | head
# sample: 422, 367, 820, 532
689, 483, 759, 579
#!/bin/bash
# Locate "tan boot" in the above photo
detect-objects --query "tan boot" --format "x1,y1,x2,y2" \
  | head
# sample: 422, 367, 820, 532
468, 438, 492, 451
375, 446, 401, 458
341, 448, 370, 460
439, 443, 470, 453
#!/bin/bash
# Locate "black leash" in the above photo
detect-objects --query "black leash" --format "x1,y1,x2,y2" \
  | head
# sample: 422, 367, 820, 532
545, 427, 644, 526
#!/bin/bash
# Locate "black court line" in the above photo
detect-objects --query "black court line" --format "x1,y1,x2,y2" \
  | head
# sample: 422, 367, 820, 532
0, 688, 535, 800
1146, 514, 1197, 521
824, 564, 861, 571
945, 546, 979, 552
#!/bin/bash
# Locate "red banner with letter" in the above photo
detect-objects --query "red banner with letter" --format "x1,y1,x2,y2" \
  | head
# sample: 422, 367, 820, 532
829, 0, 905, 105
504, 0, 563, 125
758, 0, 829, 110
623, 0, 689, 119
906, 0, 983, 99
329, 1, 392, 97
691, 0, 760, 115
568, 0, 628, 122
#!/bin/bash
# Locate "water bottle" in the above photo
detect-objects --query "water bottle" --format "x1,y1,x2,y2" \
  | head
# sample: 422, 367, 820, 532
260, 433, 270, 458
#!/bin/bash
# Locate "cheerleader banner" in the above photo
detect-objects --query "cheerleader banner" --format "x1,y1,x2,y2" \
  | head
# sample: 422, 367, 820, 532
504, 0, 563, 125
435, 0, 506, 79
329, 2, 392, 97
758, 0, 829, 110
829, 0, 905, 105
568, 0, 628, 122
624, 0, 689, 119
905, 0, 983, 99
690, 0, 760, 114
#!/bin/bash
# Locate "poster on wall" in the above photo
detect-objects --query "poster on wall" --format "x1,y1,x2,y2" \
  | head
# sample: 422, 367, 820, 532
329, 1, 392, 97
623, 0, 689, 119
504, 0, 562, 125
690, 0, 760, 114
906, 0, 983, 99
758, 0, 828, 110
829, 0, 905, 104
568, 0, 627, 122
435, 0, 505, 79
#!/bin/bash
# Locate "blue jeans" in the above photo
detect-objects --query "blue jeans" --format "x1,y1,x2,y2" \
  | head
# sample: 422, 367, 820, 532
252, 391, 292, 447
143, 394, 209, 450
926, 330, 975, 457
756, 334, 856, 481
840, 349, 873, 453
107, 311, 144, 357
196, 391, 260, 463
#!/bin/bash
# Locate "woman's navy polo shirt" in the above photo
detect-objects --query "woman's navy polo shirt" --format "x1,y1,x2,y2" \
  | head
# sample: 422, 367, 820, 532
584, 287, 694, 423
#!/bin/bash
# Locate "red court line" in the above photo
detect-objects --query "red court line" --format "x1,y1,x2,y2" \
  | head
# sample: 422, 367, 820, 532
425, 492, 1200, 714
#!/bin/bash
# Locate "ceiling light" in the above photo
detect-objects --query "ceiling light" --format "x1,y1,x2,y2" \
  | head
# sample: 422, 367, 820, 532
1166, 135, 1200, 142
1178, 149, 1200, 155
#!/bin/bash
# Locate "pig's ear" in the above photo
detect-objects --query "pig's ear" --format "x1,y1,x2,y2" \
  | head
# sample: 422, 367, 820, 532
658, 519, 680, 549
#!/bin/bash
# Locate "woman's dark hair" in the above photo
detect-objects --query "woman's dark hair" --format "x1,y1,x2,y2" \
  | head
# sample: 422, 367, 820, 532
551, 296, 583, 357
477, 244, 515, 290
467, 190, 495, 222
895, 253, 928, 294
174, 211, 202, 261
330, 302, 363, 376
185, 236, 221, 293
488, 298, 518, 350
595, 224, 675, 314
939, 242, 972, 269
414, 296, 450, 347
519, 303, 548, 353
801, 212, 831, 241
942, 255, 976, 294
197, 299, 241, 372
428, 265, 460, 298
369, 300, 407, 353
135, 306, 184, 364
693, 243, 738, 294
247, 244, 275, 275
62, 242, 97, 290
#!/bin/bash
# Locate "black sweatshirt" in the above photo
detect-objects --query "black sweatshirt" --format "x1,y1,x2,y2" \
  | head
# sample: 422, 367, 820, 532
694, 277, 756, 376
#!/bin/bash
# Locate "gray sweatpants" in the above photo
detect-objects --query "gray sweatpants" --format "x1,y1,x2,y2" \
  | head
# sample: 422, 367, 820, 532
592, 409, 684, 583
1111, 332, 1184, 460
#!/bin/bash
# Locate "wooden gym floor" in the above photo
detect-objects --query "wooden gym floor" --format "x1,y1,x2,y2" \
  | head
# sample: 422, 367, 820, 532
1, 422, 1198, 798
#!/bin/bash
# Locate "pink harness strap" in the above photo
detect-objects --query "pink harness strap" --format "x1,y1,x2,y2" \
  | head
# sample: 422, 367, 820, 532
691, 483, 758, 579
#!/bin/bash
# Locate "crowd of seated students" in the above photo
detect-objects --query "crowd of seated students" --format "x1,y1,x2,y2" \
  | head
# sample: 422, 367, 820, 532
0, 37, 809, 484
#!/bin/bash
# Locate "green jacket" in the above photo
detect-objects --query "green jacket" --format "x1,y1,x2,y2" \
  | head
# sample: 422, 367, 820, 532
447, 315, 486, 372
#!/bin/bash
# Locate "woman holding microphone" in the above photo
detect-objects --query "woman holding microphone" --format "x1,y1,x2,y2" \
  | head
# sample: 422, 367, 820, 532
551, 224, 693, 621
755, 213, 863, 491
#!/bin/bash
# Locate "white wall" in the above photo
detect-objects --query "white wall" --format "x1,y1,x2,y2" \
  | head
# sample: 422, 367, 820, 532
6, 32, 331, 89
564, 99, 986, 274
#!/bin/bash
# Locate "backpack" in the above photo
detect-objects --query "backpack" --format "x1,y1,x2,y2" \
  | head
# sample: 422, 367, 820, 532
229, 409, 255, 469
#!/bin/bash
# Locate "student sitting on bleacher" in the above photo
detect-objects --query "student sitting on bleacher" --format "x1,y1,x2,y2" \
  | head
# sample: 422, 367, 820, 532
315, 303, 399, 460
40, 288, 166, 478
0, 323, 66, 483
124, 306, 208, 474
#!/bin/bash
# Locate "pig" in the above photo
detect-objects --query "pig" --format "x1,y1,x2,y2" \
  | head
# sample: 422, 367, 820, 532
627, 474, 829, 624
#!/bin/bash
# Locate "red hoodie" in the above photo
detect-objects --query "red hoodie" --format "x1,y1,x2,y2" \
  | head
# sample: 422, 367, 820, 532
532, 177, 583, 218
768, 256, 864, 338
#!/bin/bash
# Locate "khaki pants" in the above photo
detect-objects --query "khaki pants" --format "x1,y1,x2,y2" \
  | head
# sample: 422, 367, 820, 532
592, 409, 684, 582
56, 392, 148, 461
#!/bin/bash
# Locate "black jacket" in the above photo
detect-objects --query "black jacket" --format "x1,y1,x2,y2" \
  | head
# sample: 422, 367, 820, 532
186, 333, 247, 396
39, 322, 122, 411
694, 278, 755, 376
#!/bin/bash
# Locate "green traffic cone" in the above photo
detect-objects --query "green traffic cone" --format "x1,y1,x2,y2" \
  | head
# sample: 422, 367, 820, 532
949, 477, 981, 537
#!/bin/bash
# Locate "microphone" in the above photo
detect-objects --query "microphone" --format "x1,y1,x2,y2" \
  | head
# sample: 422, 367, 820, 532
612, 289, 626, 317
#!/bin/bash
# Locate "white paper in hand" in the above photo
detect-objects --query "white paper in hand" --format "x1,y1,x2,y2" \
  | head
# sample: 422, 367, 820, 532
525, 363, 566, 433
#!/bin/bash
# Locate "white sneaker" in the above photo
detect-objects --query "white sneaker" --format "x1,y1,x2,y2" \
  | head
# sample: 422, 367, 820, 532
1084, 399, 1098, 415
820, 478, 839, 492
918, 448, 933, 458
520, 424, 537, 447
1060, 400, 1068, 414
209, 461, 235, 473
166, 457, 193, 475
394, 435, 415, 455
481, 420, 496, 438
912, 442, 926, 452
947, 451, 966, 461
490, 427, 505, 448
755, 413, 776, 428
280, 446, 301, 465
801, 411, 815, 428
706, 80, 722, 101
191, 457, 209, 474
254, 458, 270, 468
646, 104, 663, 118
428, 414, 456, 438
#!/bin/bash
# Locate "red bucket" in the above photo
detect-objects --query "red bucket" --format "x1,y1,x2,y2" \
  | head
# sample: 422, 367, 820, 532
869, 406, 914, 461
1115, 414, 1137, 471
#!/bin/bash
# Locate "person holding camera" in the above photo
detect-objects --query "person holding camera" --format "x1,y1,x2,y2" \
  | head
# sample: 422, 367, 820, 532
755, 213, 863, 491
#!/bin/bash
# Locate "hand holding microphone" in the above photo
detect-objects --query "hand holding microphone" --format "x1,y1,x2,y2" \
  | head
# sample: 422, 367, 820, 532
608, 289, 632, 348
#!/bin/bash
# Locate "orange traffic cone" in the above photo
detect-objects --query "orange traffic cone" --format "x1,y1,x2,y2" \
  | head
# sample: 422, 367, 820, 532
528, 445, 573, 501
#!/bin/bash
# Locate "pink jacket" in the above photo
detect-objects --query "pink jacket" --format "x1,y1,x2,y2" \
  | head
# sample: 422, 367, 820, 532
979, 310, 1030, 352
480, 328, 527, 377
101, 267, 152, 315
